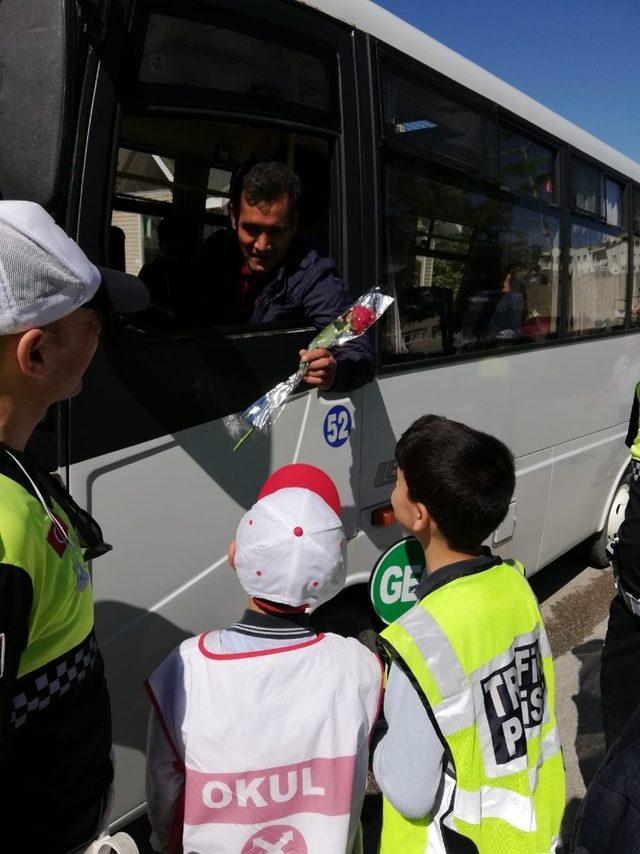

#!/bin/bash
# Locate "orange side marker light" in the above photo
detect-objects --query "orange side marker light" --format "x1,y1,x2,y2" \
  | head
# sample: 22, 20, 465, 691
372, 505, 396, 527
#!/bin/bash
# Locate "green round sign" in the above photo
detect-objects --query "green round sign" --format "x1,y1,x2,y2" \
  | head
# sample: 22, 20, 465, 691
369, 536, 426, 625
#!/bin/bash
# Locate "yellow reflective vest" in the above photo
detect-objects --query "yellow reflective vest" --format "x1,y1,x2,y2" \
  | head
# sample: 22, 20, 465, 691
629, 381, 640, 461
378, 558, 565, 853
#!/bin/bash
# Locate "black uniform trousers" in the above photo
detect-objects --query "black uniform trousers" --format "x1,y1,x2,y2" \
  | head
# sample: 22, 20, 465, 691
601, 463, 640, 750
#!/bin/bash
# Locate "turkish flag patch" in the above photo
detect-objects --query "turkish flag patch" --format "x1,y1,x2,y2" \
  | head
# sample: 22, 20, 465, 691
47, 515, 69, 558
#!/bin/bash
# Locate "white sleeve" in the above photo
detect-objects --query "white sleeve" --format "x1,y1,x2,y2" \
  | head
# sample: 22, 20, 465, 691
373, 661, 444, 819
347, 638, 385, 734
145, 647, 188, 853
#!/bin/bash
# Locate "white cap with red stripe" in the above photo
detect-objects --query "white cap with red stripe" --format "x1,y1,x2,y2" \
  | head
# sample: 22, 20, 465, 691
235, 464, 346, 608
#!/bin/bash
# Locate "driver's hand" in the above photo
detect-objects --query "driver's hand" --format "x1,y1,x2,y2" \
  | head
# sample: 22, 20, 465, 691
299, 348, 337, 391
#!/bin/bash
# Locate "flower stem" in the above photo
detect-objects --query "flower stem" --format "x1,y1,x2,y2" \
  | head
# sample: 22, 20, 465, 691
233, 427, 254, 452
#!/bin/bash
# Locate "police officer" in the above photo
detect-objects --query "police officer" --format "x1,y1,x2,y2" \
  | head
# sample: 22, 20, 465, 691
0, 202, 148, 851
601, 380, 640, 749
372, 416, 565, 853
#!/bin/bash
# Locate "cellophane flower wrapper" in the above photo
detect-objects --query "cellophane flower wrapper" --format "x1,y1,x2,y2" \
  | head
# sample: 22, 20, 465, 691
231, 287, 394, 449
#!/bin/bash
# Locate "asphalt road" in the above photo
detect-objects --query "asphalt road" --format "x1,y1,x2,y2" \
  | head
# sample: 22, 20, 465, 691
531, 546, 616, 848
125, 543, 615, 852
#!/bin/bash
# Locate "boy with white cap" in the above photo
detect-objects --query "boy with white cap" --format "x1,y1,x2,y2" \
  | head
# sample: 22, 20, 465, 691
145, 463, 383, 854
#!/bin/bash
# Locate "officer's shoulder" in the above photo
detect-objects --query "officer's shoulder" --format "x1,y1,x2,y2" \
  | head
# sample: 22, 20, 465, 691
0, 468, 48, 530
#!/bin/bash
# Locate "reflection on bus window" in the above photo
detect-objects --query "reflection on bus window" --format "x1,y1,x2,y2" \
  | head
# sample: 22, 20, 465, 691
115, 149, 174, 203
139, 14, 333, 119
207, 168, 232, 214
632, 191, 640, 328
381, 154, 560, 363
569, 222, 627, 336
573, 159, 601, 217
378, 45, 496, 179
633, 200, 640, 328
498, 128, 554, 203
571, 159, 623, 228
605, 179, 622, 227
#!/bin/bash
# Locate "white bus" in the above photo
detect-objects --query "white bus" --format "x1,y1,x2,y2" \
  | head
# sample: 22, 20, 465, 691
1, 0, 638, 825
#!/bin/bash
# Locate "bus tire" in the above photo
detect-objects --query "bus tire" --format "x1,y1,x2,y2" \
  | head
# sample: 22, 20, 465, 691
588, 470, 631, 568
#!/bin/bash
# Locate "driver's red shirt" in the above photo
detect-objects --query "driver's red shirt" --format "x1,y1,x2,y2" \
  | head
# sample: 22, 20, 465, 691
234, 262, 263, 322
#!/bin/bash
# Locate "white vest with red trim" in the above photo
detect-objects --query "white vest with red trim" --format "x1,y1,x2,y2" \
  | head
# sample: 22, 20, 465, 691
147, 630, 382, 854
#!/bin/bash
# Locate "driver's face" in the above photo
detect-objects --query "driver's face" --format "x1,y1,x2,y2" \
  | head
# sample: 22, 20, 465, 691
232, 192, 296, 277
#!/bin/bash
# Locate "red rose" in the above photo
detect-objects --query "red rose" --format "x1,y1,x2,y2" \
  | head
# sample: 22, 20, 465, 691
349, 304, 376, 335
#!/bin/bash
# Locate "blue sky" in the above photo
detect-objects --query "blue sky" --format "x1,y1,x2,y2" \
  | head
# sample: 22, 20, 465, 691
376, 0, 640, 163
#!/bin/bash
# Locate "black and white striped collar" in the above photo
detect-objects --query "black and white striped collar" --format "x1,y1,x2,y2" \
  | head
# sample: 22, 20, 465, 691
227, 608, 316, 641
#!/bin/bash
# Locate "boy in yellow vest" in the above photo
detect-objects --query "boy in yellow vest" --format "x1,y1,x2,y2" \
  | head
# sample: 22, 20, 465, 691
373, 415, 565, 853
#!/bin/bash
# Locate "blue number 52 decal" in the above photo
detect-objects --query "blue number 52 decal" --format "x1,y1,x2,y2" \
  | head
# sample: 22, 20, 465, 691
323, 405, 352, 447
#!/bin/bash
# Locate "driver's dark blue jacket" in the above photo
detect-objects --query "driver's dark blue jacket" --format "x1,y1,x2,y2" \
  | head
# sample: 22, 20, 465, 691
205, 231, 376, 393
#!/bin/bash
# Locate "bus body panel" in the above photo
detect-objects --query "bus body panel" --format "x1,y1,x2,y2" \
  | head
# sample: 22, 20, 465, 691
364, 338, 633, 574
70, 386, 362, 817
540, 424, 627, 567
71, 330, 633, 817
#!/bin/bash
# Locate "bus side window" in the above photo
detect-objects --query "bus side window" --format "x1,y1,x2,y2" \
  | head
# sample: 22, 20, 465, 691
108, 10, 340, 340
93, 8, 343, 444
632, 188, 640, 328
568, 162, 627, 337
377, 46, 562, 365
110, 127, 334, 333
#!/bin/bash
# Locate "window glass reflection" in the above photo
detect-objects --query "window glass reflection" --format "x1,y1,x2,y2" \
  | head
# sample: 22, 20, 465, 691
499, 128, 554, 202
116, 148, 174, 203
605, 179, 622, 227
569, 222, 627, 335
631, 236, 640, 327
206, 167, 232, 213
140, 14, 332, 115
572, 160, 600, 216
378, 47, 497, 178
382, 156, 560, 362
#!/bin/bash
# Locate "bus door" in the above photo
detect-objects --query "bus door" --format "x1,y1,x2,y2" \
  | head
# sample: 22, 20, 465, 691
66, 0, 366, 821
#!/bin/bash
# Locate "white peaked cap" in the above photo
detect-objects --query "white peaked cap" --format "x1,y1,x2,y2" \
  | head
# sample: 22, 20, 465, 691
235, 464, 346, 609
0, 200, 148, 333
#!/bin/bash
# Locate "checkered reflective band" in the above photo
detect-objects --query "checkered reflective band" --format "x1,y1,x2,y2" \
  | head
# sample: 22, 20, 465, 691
632, 459, 640, 482
12, 631, 98, 729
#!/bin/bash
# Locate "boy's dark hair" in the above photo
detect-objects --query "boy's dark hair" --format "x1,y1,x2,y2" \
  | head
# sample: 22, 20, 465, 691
395, 414, 515, 551
230, 160, 301, 221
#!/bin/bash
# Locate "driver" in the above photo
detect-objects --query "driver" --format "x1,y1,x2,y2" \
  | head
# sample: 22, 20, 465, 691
202, 161, 375, 393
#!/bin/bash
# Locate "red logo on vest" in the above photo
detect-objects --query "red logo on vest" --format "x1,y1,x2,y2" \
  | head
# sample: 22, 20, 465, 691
241, 825, 307, 854
47, 515, 68, 558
